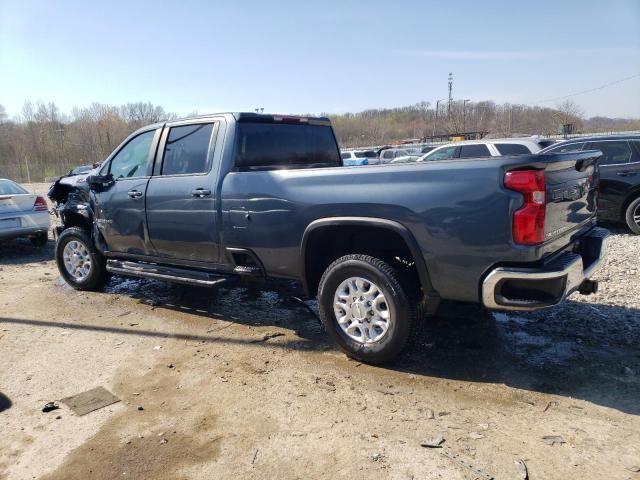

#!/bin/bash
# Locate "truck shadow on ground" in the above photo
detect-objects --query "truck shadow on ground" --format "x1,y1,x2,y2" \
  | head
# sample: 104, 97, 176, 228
396, 300, 640, 416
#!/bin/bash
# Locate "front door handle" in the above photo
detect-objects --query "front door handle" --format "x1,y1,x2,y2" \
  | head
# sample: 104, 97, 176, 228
617, 171, 636, 177
128, 190, 143, 199
192, 188, 211, 198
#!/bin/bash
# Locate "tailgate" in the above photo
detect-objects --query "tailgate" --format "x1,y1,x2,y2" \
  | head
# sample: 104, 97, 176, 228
542, 150, 600, 242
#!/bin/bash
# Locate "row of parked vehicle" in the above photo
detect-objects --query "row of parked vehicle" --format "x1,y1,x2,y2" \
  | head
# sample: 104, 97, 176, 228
339, 134, 640, 234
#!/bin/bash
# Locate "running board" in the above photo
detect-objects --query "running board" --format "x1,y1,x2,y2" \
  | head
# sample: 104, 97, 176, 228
106, 260, 234, 287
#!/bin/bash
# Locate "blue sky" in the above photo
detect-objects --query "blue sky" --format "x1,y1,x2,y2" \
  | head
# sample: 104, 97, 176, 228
1, 0, 639, 118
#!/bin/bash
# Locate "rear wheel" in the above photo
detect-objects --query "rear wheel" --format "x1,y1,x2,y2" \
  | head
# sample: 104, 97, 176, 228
55, 227, 108, 291
317, 254, 415, 364
29, 232, 48, 247
625, 196, 640, 235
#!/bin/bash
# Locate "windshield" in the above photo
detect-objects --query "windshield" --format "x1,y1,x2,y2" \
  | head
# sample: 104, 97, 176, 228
0, 179, 28, 195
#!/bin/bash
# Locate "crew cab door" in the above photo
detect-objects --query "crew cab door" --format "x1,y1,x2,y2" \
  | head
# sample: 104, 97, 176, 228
145, 119, 223, 264
93, 128, 160, 255
585, 140, 638, 216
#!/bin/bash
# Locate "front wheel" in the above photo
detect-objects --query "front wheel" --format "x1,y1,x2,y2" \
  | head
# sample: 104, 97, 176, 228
624, 196, 640, 235
317, 254, 415, 364
55, 227, 108, 291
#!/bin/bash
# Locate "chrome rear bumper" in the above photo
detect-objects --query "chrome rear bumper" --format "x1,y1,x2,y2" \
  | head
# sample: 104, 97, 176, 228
482, 227, 609, 311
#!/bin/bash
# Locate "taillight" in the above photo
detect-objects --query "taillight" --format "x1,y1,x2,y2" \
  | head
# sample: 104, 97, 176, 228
34, 196, 48, 211
504, 170, 546, 245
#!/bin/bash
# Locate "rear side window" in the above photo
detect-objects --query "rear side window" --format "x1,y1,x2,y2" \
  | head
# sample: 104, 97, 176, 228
459, 144, 491, 158
161, 123, 214, 175
341, 152, 352, 160
382, 150, 393, 159
235, 123, 340, 170
590, 141, 632, 165
495, 143, 532, 155
426, 146, 457, 161
547, 143, 585, 153
355, 151, 377, 158
0, 180, 28, 195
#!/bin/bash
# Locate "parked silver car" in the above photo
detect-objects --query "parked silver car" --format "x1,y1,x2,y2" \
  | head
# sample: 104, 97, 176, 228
0, 179, 50, 246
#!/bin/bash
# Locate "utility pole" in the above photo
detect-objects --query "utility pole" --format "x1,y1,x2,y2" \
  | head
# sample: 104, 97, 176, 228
447, 72, 453, 118
463, 99, 471, 133
432, 99, 444, 138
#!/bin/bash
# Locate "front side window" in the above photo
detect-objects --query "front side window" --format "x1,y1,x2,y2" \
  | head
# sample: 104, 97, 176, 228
382, 150, 393, 159
109, 130, 156, 179
161, 123, 214, 175
426, 146, 457, 161
235, 123, 340, 170
459, 144, 491, 158
495, 143, 532, 155
341, 152, 352, 160
590, 141, 632, 166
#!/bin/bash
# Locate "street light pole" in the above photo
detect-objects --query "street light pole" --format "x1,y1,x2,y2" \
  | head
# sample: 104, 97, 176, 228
463, 99, 471, 133
432, 99, 444, 138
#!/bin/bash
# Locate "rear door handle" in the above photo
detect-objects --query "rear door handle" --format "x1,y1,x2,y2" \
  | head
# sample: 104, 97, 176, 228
192, 188, 211, 198
128, 190, 143, 199
617, 171, 636, 177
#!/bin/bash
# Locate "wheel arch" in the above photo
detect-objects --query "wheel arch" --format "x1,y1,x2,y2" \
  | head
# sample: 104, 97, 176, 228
299, 217, 437, 303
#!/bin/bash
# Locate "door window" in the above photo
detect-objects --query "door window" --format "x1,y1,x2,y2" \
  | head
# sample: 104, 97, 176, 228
161, 123, 215, 175
109, 130, 156, 179
590, 141, 632, 165
495, 143, 532, 155
425, 146, 457, 161
547, 143, 585, 153
459, 144, 491, 158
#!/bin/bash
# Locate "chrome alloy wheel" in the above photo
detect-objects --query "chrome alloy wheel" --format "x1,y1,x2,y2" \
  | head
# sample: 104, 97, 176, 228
634, 204, 640, 228
62, 240, 92, 282
333, 277, 391, 344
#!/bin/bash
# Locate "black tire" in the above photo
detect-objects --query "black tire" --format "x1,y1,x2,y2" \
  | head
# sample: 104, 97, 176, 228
317, 254, 415, 364
624, 196, 640, 235
29, 231, 48, 247
55, 227, 108, 291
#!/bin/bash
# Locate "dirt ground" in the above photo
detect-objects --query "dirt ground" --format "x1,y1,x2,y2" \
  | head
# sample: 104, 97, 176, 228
1, 185, 639, 479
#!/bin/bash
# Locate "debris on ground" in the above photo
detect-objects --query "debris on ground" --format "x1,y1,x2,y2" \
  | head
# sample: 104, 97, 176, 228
515, 458, 528, 479
440, 449, 493, 480
468, 431, 485, 440
251, 332, 285, 343
625, 465, 640, 472
421, 436, 445, 448
137, 406, 144, 411
61, 386, 121, 416
159, 438, 168, 445
41, 402, 59, 413
426, 408, 435, 419
543, 400, 558, 412
542, 435, 566, 446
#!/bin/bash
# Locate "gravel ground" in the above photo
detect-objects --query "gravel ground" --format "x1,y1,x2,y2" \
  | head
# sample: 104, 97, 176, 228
1, 185, 639, 480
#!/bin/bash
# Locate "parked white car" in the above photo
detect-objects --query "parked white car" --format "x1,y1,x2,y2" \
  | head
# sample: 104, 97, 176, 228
418, 138, 542, 162
0, 179, 50, 246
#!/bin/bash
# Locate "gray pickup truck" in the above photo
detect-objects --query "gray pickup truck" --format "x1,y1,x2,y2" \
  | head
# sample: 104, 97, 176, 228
52, 112, 608, 363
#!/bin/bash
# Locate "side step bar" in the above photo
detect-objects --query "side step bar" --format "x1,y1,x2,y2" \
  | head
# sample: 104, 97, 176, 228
106, 260, 235, 287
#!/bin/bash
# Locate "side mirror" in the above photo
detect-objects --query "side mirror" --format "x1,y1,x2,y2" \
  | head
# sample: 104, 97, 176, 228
87, 173, 113, 190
